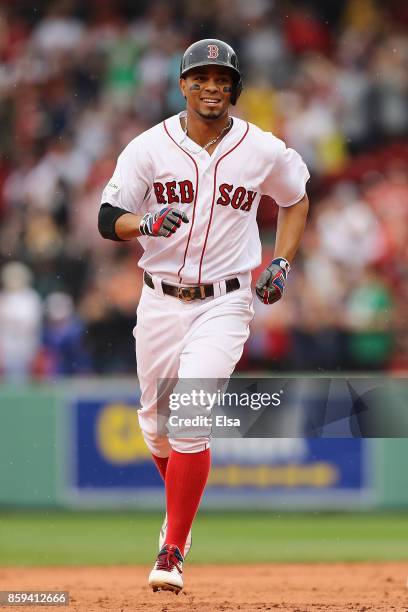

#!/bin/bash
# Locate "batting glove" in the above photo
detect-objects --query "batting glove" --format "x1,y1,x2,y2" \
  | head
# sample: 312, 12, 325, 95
139, 207, 189, 237
255, 257, 291, 305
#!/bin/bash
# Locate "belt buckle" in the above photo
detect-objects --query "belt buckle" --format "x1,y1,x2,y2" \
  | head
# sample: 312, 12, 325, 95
177, 286, 196, 302
177, 285, 206, 302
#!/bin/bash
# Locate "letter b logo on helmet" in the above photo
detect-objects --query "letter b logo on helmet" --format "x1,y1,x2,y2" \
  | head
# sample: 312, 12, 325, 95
207, 44, 219, 59
180, 38, 243, 105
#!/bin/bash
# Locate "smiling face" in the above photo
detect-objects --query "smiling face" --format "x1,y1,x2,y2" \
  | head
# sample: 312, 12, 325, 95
180, 65, 234, 121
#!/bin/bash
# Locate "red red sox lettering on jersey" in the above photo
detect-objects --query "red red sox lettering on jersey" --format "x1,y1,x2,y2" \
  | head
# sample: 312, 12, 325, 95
153, 180, 256, 212
101, 112, 309, 285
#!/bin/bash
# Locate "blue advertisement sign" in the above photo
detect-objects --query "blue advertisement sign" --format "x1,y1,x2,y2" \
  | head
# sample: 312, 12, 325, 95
208, 438, 366, 492
74, 397, 162, 490
65, 396, 374, 509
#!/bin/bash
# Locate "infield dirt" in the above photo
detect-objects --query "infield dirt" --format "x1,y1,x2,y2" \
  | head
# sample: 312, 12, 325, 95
1, 562, 407, 611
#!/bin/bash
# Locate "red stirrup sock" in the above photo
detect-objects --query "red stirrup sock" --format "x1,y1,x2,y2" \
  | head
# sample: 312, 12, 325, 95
152, 454, 169, 481
164, 447, 211, 554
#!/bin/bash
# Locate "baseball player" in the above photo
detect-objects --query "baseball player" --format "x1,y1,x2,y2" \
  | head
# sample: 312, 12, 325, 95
98, 39, 309, 594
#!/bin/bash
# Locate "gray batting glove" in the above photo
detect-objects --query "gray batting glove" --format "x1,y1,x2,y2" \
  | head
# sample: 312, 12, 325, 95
255, 257, 291, 304
139, 207, 189, 237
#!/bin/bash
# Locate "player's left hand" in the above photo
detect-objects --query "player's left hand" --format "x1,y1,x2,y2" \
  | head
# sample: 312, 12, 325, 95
255, 257, 291, 305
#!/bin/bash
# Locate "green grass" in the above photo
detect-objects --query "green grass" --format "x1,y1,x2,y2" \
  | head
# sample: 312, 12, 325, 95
0, 512, 407, 566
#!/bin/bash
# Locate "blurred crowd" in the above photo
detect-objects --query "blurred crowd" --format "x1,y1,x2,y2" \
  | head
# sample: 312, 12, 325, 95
0, 0, 407, 379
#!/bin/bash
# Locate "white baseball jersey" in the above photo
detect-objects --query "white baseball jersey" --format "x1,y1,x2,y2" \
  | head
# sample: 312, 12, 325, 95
101, 112, 309, 285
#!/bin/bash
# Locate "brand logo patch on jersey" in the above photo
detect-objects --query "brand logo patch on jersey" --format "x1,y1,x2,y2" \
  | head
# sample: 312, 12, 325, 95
207, 44, 219, 59
108, 181, 120, 191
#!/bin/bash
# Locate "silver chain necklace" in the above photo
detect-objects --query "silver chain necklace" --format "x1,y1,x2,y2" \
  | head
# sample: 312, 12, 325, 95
179, 116, 232, 154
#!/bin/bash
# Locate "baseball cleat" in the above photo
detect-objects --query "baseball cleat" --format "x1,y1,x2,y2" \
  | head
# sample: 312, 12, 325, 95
149, 544, 184, 594
159, 513, 192, 558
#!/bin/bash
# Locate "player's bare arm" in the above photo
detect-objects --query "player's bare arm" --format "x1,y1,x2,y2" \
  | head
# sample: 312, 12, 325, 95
255, 193, 309, 305
112, 211, 143, 240
274, 193, 309, 261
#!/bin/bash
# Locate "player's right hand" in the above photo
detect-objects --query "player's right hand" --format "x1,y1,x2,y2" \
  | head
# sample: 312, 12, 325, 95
139, 207, 189, 237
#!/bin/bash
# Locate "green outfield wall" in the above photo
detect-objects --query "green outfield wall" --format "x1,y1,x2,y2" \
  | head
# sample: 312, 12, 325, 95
0, 385, 59, 505
1, 381, 408, 509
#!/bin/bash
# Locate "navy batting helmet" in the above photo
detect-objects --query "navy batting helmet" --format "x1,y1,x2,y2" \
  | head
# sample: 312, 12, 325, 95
180, 39, 243, 105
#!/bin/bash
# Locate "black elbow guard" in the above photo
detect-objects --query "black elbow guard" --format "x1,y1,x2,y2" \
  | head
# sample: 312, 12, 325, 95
98, 203, 129, 241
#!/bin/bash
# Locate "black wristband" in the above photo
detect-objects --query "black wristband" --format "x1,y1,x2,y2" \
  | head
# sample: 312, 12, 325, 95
98, 203, 129, 241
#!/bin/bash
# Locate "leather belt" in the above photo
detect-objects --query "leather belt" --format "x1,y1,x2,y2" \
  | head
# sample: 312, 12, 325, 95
144, 271, 240, 302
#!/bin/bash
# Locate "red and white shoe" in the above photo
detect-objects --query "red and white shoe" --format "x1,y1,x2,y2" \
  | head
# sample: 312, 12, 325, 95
149, 544, 184, 594
159, 514, 192, 558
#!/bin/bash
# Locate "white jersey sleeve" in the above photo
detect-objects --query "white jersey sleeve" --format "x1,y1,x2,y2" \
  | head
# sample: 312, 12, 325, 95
101, 138, 152, 214
262, 136, 310, 207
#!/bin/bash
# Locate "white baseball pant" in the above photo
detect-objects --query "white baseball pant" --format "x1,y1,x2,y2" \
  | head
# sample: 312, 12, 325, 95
134, 272, 254, 455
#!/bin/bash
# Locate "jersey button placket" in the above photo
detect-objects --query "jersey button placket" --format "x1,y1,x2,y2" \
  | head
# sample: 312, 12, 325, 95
179, 157, 206, 282
191, 162, 213, 279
